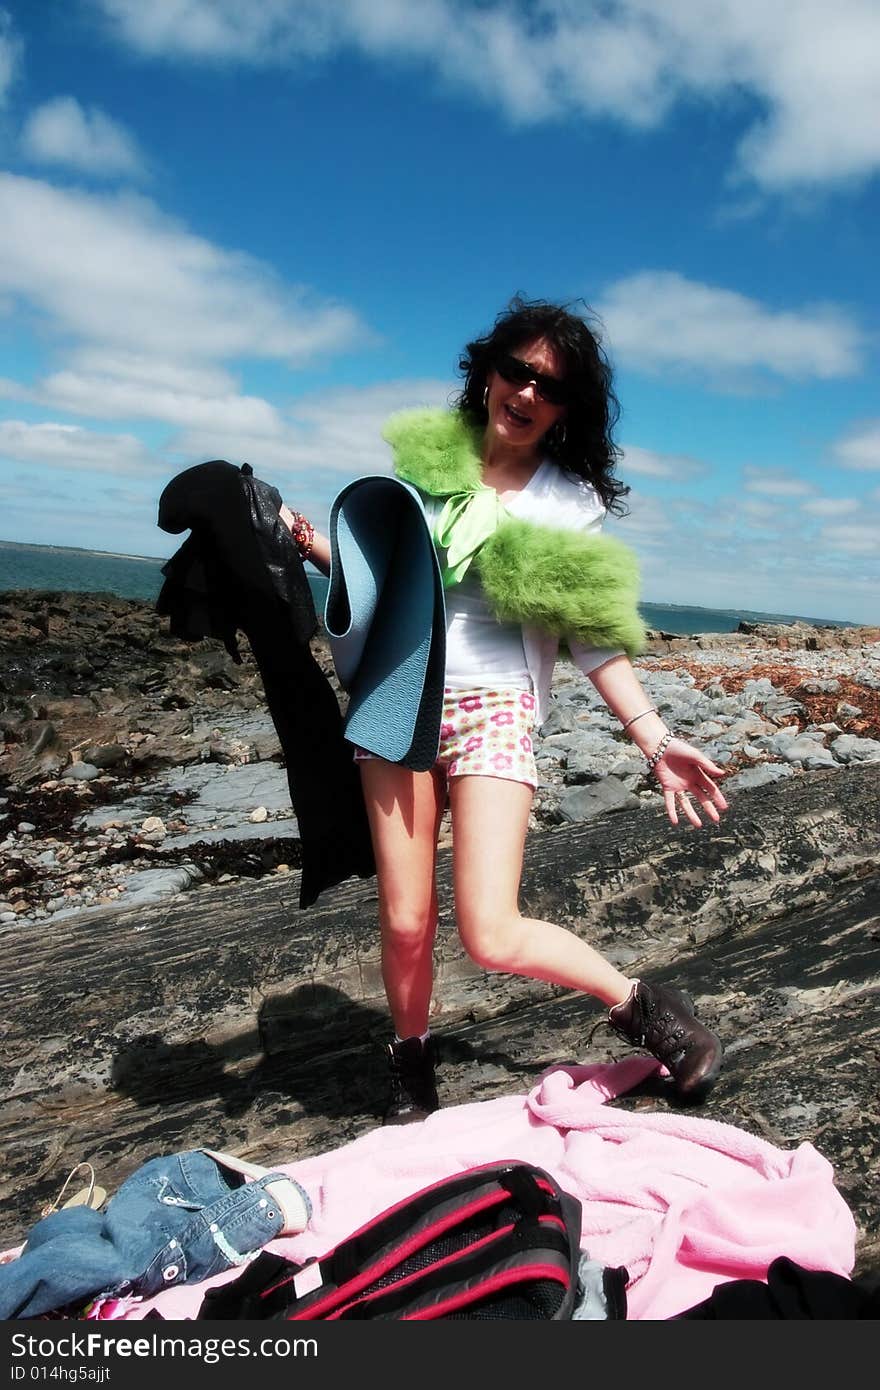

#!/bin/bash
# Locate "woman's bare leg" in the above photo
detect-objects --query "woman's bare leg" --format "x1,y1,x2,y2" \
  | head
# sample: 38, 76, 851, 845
359, 759, 447, 1038
449, 775, 633, 1006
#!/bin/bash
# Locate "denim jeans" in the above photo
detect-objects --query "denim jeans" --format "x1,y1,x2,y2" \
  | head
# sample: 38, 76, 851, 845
0, 1149, 311, 1319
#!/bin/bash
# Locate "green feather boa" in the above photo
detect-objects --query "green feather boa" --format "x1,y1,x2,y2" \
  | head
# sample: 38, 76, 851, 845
383, 408, 646, 657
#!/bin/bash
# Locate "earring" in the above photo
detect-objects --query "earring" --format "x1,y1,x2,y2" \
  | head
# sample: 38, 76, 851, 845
559, 424, 567, 446
482, 385, 489, 409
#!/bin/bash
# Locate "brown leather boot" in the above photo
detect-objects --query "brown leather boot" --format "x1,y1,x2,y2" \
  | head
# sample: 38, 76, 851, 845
608, 981, 723, 1102
383, 1035, 440, 1125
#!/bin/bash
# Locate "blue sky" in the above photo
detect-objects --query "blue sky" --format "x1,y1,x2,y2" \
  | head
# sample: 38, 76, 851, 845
0, 0, 878, 622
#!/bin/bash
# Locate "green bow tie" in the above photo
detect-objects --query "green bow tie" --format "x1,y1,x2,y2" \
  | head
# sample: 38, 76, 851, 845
433, 486, 506, 587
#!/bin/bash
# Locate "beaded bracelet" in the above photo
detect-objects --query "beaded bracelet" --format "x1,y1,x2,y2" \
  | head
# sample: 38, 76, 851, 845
289, 511, 315, 562
645, 730, 673, 773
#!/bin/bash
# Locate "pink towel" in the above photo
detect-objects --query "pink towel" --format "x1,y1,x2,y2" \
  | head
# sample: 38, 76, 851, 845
101, 1059, 859, 1321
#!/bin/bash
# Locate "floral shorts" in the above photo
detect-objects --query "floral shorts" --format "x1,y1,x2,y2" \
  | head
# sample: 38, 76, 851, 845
354, 687, 538, 789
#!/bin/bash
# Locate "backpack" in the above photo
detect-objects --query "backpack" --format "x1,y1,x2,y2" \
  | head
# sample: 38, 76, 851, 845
198, 1161, 618, 1321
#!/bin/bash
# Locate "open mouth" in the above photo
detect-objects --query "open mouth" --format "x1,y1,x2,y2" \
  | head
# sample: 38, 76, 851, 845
503, 402, 533, 428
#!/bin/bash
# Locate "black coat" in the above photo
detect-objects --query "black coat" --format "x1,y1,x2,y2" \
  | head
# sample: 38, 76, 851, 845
156, 460, 375, 908
676, 1256, 880, 1319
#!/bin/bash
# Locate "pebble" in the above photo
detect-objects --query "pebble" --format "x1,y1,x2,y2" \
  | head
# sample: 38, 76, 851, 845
799, 679, 841, 694
63, 762, 100, 781
539, 647, 880, 819
725, 764, 796, 791
837, 703, 862, 720
557, 777, 641, 823
4, 630, 878, 925
831, 734, 880, 764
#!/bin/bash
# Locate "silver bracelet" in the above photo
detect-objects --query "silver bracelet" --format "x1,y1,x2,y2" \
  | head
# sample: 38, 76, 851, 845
646, 731, 673, 772
621, 706, 658, 732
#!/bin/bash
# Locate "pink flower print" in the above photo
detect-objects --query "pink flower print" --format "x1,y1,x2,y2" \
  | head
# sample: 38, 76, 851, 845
490, 710, 514, 727
440, 723, 456, 740
519, 735, 533, 752
458, 695, 483, 713
519, 692, 536, 711
464, 735, 484, 754
491, 753, 513, 771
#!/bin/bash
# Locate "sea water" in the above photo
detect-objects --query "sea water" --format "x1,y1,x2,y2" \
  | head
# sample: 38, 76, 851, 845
0, 539, 854, 636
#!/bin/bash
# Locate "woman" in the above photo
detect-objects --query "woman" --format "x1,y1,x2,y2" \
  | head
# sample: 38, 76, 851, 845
283, 298, 728, 1123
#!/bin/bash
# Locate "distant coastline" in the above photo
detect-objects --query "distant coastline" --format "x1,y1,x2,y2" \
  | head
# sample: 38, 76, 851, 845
0, 538, 169, 605
0, 538, 164, 563
0, 536, 862, 633
639, 599, 859, 630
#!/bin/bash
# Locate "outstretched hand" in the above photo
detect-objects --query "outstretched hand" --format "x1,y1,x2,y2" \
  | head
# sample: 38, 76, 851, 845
651, 737, 729, 827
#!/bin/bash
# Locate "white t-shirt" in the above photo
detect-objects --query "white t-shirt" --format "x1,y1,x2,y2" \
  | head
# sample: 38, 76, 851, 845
443, 570, 531, 690
421, 460, 622, 715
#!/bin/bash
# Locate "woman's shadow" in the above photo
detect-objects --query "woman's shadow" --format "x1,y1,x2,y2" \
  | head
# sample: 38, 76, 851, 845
110, 984, 541, 1121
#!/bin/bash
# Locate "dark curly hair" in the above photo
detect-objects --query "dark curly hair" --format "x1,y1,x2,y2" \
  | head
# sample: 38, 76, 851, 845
453, 295, 629, 515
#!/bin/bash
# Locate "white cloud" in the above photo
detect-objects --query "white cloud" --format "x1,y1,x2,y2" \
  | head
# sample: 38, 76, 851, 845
287, 379, 454, 467
93, 0, 312, 62
833, 421, 880, 471
37, 367, 285, 435
741, 498, 776, 522
93, 0, 880, 191
820, 522, 880, 555
801, 497, 860, 517
0, 9, 21, 107
0, 480, 170, 558
66, 350, 239, 397
0, 369, 449, 504
21, 97, 148, 178
604, 480, 879, 622
743, 467, 816, 498
0, 174, 366, 365
598, 272, 863, 383
0, 376, 27, 400
726, 0, 880, 189
0, 348, 286, 435
0, 419, 159, 474
0, 172, 378, 482
620, 443, 707, 481
171, 377, 452, 520
604, 492, 668, 548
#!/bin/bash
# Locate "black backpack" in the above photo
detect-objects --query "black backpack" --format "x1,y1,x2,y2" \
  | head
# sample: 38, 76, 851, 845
199, 1161, 622, 1321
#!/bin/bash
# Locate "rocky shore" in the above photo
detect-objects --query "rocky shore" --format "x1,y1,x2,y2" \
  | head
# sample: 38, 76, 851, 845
1, 590, 879, 1274
2, 589, 879, 929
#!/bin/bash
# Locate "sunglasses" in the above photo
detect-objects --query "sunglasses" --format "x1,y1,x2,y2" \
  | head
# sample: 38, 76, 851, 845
493, 353, 569, 406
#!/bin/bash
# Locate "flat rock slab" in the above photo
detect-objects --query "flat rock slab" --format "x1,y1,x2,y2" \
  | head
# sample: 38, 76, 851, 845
1, 764, 878, 1279
79, 761, 295, 830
